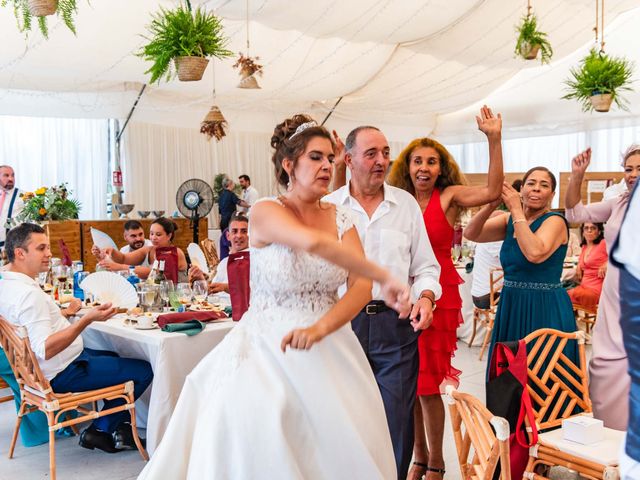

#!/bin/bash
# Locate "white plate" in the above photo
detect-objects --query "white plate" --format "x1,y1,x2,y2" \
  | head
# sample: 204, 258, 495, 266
134, 323, 159, 330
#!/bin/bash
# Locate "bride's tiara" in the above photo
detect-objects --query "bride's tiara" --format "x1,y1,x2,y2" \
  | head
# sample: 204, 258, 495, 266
288, 121, 317, 141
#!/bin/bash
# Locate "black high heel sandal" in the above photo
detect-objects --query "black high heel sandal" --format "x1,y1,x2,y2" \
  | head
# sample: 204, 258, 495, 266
425, 466, 445, 478
410, 461, 428, 479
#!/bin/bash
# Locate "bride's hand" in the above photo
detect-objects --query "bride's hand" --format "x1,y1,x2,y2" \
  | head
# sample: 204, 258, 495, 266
281, 324, 326, 353
380, 275, 411, 319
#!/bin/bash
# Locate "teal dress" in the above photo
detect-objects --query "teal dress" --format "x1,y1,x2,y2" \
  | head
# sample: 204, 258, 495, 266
489, 213, 578, 369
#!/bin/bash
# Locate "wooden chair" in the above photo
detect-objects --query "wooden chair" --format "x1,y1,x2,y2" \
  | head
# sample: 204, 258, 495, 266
468, 268, 503, 360
0, 376, 13, 403
522, 328, 623, 480
0, 316, 148, 480
573, 303, 598, 335
445, 385, 511, 480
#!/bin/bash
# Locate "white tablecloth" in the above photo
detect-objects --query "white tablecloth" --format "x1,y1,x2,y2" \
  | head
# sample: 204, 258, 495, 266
81, 316, 235, 454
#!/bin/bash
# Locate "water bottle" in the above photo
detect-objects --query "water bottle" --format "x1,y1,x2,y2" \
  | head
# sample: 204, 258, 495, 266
73, 271, 88, 300
127, 266, 140, 288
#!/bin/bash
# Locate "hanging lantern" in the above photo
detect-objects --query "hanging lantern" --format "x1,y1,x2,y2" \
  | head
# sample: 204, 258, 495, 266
200, 106, 228, 141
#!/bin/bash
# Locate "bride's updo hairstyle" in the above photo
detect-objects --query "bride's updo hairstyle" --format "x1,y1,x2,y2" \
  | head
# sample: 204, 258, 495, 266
271, 114, 334, 188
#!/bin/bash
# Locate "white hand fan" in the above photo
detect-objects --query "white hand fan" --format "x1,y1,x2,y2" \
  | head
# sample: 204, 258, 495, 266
187, 243, 209, 274
80, 271, 138, 309
91, 228, 118, 250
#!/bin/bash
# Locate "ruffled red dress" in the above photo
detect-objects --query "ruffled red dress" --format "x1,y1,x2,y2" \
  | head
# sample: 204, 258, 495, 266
417, 188, 463, 395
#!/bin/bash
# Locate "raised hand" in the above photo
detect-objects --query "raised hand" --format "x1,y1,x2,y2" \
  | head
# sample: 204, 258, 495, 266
379, 275, 411, 319
332, 130, 346, 167
501, 182, 523, 214
476, 105, 502, 138
571, 148, 592, 176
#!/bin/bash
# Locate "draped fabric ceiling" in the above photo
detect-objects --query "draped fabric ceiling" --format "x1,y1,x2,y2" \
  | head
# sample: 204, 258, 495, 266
1, 0, 640, 143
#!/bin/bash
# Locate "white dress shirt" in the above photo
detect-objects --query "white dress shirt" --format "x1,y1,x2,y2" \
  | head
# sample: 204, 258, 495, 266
120, 239, 153, 267
470, 241, 503, 297
324, 183, 441, 302
1, 187, 24, 246
238, 186, 260, 214
0, 270, 83, 380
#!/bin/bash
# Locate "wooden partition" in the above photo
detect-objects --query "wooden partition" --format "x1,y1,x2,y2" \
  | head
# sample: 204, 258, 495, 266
558, 171, 625, 207
43, 217, 207, 271
464, 172, 527, 188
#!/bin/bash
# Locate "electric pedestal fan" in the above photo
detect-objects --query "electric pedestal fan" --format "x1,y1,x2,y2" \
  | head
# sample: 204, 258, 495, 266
176, 179, 214, 244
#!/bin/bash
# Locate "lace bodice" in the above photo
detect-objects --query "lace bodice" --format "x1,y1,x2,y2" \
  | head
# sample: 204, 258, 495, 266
248, 199, 353, 314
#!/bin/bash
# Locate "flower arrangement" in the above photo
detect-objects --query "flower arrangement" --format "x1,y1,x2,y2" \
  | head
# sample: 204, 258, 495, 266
16, 183, 81, 222
233, 53, 263, 77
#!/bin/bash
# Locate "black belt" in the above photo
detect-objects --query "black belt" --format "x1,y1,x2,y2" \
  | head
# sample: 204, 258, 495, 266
362, 301, 390, 315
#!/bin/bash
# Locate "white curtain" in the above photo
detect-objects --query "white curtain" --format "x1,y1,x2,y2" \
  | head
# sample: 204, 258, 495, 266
121, 123, 278, 228
0, 115, 110, 219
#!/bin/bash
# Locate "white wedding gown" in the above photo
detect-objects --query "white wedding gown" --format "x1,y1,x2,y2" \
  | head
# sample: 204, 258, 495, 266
138, 201, 396, 480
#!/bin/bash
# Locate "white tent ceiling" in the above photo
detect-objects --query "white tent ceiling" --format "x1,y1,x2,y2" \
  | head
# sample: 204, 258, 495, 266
1, 0, 640, 143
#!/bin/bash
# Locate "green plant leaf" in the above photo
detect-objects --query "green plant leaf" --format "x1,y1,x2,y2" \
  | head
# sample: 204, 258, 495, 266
562, 48, 635, 112
514, 14, 553, 64
138, 3, 233, 84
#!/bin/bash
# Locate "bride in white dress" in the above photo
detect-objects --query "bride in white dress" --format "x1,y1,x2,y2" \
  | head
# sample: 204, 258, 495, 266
138, 114, 410, 480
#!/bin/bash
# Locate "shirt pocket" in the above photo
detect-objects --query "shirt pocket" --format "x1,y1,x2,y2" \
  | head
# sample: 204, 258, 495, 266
379, 228, 410, 269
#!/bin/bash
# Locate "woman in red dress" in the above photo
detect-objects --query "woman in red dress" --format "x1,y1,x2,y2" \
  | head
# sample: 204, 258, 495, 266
388, 106, 504, 480
567, 222, 608, 308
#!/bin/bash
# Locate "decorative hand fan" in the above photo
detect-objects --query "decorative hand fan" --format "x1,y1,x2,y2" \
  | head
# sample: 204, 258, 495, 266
187, 243, 209, 274
91, 228, 118, 250
80, 271, 138, 309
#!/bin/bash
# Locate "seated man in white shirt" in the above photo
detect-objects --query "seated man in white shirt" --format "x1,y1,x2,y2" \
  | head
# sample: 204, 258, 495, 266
0, 223, 153, 454
92, 220, 153, 274
189, 213, 249, 302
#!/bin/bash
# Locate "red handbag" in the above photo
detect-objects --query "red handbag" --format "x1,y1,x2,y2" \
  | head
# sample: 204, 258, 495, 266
486, 340, 538, 480
227, 251, 250, 321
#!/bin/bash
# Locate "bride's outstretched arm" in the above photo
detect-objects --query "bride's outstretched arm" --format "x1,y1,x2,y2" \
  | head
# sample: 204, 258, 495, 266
281, 227, 397, 352
251, 200, 409, 310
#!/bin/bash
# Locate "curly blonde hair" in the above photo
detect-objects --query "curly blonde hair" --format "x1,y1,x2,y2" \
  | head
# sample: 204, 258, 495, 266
387, 138, 466, 196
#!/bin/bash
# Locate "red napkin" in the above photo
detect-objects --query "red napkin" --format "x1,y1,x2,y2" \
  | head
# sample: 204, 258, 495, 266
157, 310, 227, 328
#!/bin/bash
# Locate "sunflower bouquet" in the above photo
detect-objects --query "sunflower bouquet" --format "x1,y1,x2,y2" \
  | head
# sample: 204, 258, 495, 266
16, 183, 81, 223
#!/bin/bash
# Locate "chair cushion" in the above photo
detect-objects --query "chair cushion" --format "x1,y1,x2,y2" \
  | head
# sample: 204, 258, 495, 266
538, 426, 625, 466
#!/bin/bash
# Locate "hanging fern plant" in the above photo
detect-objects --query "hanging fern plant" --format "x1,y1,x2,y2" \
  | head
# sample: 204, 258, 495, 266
562, 48, 634, 112
514, 13, 553, 64
1, 0, 79, 38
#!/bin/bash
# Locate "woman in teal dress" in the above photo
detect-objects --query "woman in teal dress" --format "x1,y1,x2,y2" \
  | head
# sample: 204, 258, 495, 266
465, 167, 578, 367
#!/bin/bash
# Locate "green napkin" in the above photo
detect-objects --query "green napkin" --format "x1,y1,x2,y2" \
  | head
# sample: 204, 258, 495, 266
224, 306, 232, 317
161, 320, 205, 336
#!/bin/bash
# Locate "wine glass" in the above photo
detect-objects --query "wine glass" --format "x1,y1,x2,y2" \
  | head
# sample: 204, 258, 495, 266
139, 285, 157, 312
53, 264, 71, 299
451, 245, 461, 263
159, 280, 175, 310
176, 283, 192, 306
192, 280, 208, 305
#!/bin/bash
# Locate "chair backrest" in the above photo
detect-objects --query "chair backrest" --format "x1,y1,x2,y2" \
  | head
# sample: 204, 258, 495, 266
489, 268, 504, 308
445, 386, 511, 480
523, 328, 591, 431
0, 316, 54, 399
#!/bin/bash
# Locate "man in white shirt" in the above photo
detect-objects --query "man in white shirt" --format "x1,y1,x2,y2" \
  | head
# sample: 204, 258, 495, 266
237, 174, 259, 215
189, 213, 249, 304
92, 220, 153, 273
0, 165, 24, 250
0, 223, 153, 453
324, 126, 441, 479
470, 240, 503, 309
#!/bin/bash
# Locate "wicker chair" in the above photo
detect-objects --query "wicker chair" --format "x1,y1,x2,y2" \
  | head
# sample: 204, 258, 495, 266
0, 376, 13, 403
0, 316, 148, 480
468, 268, 503, 360
523, 328, 623, 480
445, 385, 511, 480
573, 303, 598, 335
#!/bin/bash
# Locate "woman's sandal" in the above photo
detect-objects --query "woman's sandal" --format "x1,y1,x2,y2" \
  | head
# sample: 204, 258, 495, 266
408, 461, 428, 480
425, 466, 445, 479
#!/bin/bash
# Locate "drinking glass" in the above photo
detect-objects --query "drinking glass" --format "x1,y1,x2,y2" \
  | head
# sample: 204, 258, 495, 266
192, 280, 208, 304
159, 280, 175, 309
176, 283, 192, 305
461, 243, 471, 260
451, 245, 461, 263
139, 286, 157, 312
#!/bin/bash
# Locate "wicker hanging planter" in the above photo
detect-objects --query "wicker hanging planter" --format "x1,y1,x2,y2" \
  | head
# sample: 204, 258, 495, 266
589, 93, 614, 112
200, 105, 228, 141
238, 68, 260, 89
234, 54, 263, 89
519, 42, 540, 60
174, 56, 209, 82
28, 0, 58, 16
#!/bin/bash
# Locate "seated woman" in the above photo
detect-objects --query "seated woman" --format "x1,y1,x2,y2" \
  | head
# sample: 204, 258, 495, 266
567, 222, 607, 309
101, 217, 188, 284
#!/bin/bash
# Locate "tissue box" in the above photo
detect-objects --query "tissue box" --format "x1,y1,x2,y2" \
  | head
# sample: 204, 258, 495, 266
562, 416, 604, 445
